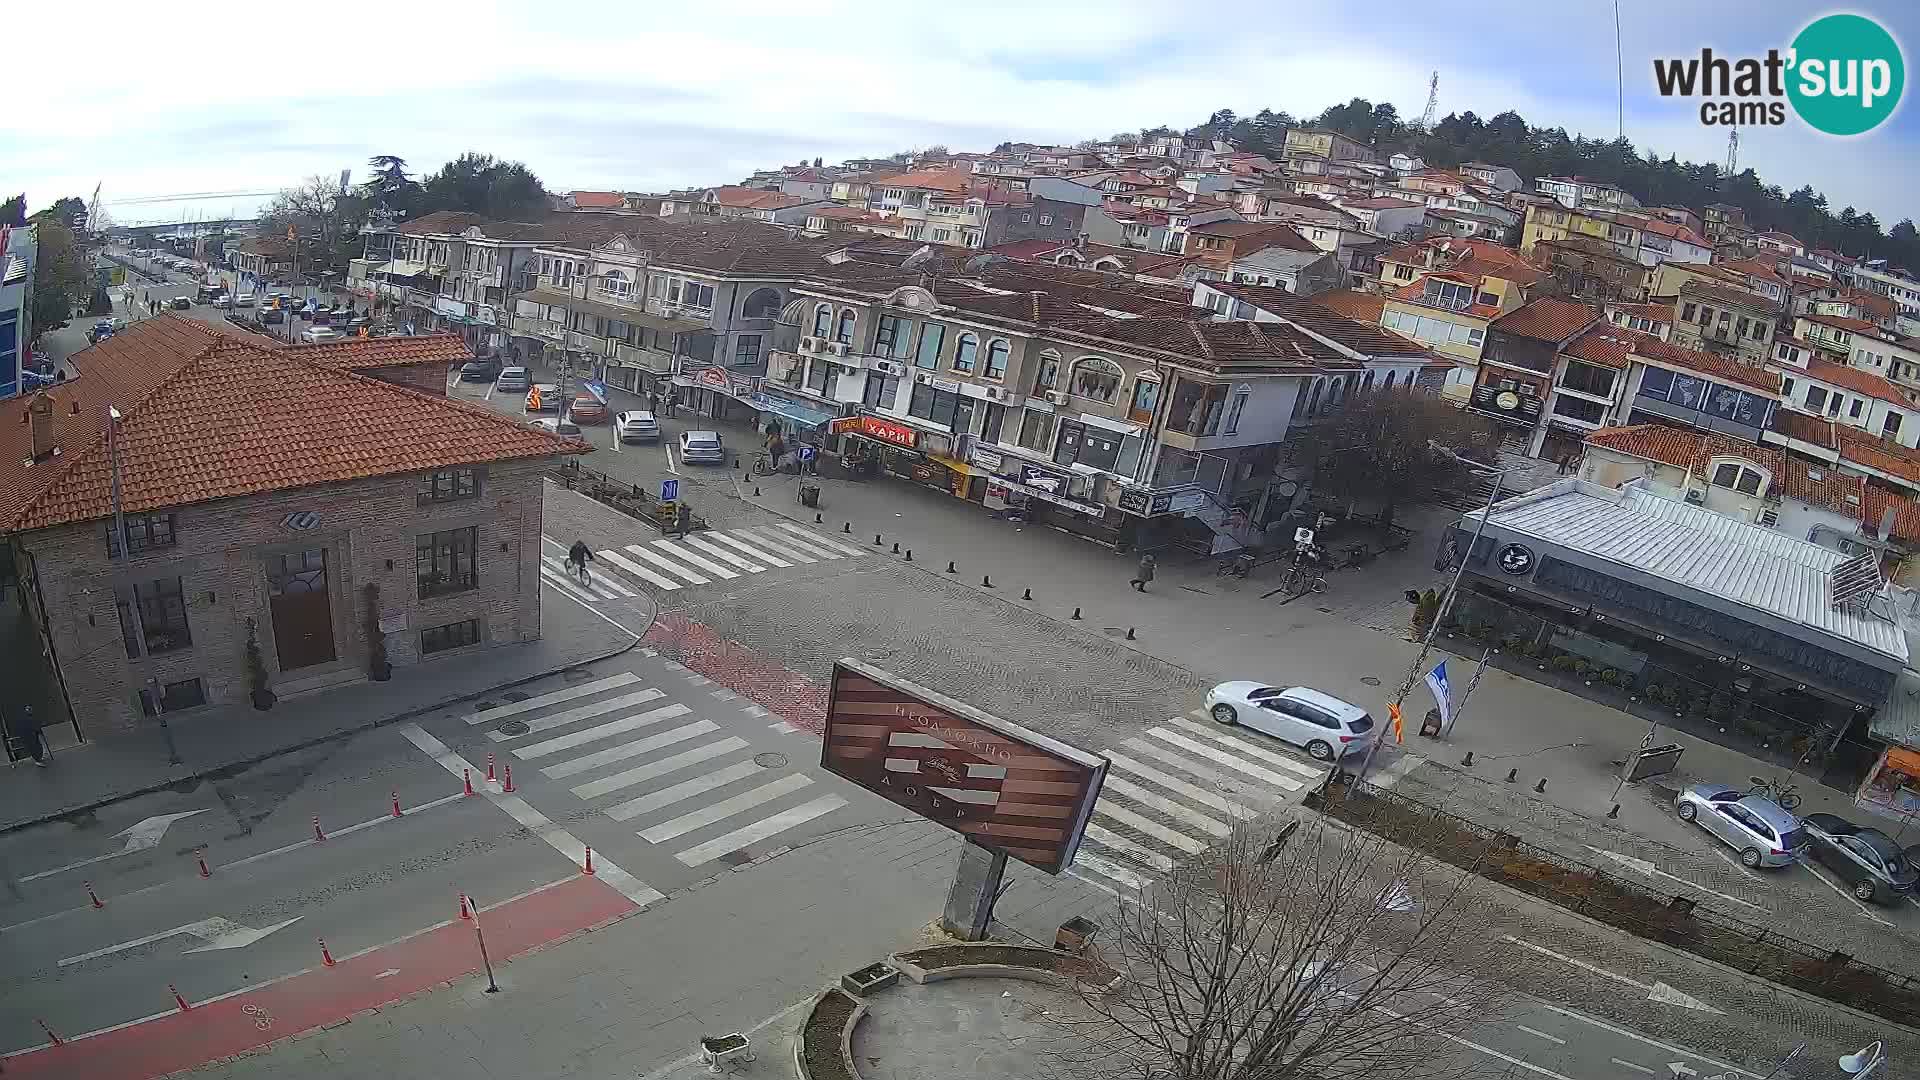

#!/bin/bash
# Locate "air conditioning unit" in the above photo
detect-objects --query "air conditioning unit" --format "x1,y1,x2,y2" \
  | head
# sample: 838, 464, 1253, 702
831, 342, 851, 357
915, 371, 935, 384
871, 359, 906, 377
1045, 390, 1069, 405
1684, 487, 1706, 505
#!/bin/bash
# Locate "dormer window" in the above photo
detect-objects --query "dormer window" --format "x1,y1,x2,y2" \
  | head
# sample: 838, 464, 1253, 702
1709, 457, 1768, 497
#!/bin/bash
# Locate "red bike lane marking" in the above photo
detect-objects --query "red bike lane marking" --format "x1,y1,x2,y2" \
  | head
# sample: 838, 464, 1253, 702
5, 875, 635, 1079
645, 612, 828, 735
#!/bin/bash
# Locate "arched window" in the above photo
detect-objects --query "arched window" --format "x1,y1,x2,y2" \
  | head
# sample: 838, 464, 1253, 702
985, 340, 1010, 380
602, 269, 633, 299
1129, 376, 1161, 418
835, 309, 857, 345
1363, 370, 1376, 392
1383, 370, 1397, 391
742, 288, 783, 319
1034, 349, 1061, 391
1306, 379, 1324, 414
1070, 356, 1124, 402
811, 304, 832, 337
953, 334, 978, 373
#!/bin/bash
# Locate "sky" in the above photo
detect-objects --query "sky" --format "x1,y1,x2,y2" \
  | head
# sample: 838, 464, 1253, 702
7, 1, 1916, 228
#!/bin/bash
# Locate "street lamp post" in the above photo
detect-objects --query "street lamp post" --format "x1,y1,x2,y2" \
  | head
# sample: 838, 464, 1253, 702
1840, 1041, 1886, 1078
1353, 442, 1506, 784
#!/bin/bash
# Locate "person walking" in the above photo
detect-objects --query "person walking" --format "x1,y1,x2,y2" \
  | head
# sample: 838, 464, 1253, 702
14, 705, 47, 767
1130, 553, 1156, 593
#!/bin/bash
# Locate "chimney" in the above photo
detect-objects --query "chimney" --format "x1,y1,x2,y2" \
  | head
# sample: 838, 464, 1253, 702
27, 392, 55, 461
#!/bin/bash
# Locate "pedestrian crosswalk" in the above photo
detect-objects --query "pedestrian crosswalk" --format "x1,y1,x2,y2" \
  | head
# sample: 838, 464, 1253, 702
1070, 710, 1328, 893
539, 523, 866, 600
463, 672, 849, 867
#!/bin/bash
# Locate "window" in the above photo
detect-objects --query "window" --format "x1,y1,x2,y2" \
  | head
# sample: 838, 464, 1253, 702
932, 229, 952, 243
1850, 398, 1865, 419
682, 282, 716, 310
1551, 395, 1608, 424
1039, 213, 1053, 226
1018, 409, 1055, 452
1736, 318, 1750, 339
1776, 343, 1792, 360
907, 383, 960, 427
952, 334, 978, 373
835, 309, 857, 345
1477, 291, 1499, 307
417, 468, 480, 506
806, 357, 831, 394
1423, 279, 1474, 310
602, 269, 633, 299
1804, 385, 1828, 412
1782, 376, 1795, 397
1020, 213, 1031, 223
1223, 390, 1248, 434
985, 340, 1009, 380
421, 618, 482, 655
914, 322, 946, 370
741, 288, 783, 319
1033, 350, 1061, 391
139, 677, 206, 716
115, 576, 191, 657
1130, 378, 1161, 418
105, 512, 177, 557
1710, 460, 1766, 496
734, 334, 763, 368
811, 304, 832, 337
982, 402, 1006, 444
1069, 357, 1123, 401
863, 373, 900, 411
417, 527, 479, 599
1886, 413, 1904, 438
1558, 361, 1615, 398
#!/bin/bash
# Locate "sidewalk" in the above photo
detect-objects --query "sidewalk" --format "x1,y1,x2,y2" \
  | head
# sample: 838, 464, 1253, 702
0, 584, 641, 836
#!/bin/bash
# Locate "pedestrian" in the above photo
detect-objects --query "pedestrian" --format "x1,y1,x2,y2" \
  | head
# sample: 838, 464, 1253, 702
646, 389, 659, 416
676, 502, 692, 538
1130, 553, 1156, 593
663, 389, 677, 418
14, 705, 47, 767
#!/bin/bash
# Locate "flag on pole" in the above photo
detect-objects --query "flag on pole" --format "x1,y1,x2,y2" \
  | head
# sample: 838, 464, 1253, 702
1424, 661, 1453, 735
286, 223, 296, 243
1389, 702, 1403, 744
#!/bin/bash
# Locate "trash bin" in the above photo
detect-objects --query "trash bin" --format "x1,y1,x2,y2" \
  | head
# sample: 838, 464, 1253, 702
798, 482, 820, 509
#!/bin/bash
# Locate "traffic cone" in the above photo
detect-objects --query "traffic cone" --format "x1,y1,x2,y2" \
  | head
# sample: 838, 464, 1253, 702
502, 765, 515, 793
486, 752, 496, 784
815, 513, 823, 523
313, 815, 326, 842
582, 846, 597, 876
85, 881, 104, 909
464, 768, 475, 796
171, 984, 191, 1012
391, 790, 403, 818
459, 894, 472, 921
319, 938, 335, 967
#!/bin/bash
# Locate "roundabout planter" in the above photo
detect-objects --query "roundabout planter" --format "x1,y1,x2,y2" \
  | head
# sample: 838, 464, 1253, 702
793, 987, 864, 1080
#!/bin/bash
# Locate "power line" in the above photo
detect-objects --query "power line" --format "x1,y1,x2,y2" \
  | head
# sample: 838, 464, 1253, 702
105, 189, 279, 206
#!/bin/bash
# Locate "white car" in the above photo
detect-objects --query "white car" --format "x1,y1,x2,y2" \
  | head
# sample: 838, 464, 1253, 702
527, 416, 583, 437
678, 430, 725, 464
615, 410, 661, 443
299, 327, 340, 343
234, 293, 257, 308
1203, 682, 1377, 761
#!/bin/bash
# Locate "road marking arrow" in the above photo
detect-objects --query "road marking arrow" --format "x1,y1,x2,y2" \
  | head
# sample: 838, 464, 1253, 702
21, 810, 210, 882
1668, 1064, 1697, 1078
375, 968, 400, 979
1503, 936, 1722, 1014
1582, 846, 1765, 911
59, 915, 300, 966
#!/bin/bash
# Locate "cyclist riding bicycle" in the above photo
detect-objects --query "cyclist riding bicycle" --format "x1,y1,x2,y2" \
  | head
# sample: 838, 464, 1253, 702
567, 539, 595, 584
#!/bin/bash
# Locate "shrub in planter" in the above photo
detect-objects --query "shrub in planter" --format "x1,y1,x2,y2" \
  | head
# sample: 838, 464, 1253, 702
1571, 658, 1593, 678
1597, 668, 1623, 686
1551, 654, 1579, 673
245, 618, 276, 710
363, 583, 392, 681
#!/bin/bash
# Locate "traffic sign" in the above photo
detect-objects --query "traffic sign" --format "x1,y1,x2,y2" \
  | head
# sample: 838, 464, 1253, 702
660, 478, 679, 502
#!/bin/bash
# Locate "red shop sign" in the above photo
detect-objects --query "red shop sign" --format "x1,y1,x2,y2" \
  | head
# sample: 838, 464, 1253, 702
858, 415, 918, 449
699, 367, 730, 388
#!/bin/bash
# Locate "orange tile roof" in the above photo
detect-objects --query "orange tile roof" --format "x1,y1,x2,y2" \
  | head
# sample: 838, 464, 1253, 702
567, 191, 626, 209
4, 315, 584, 534
1606, 301, 1675, 322
1801, 359, 1916, 405
1804, 313, 1880, 334
1767, 409, 1838, 449
1678, 280, 1777, 310
1583, 424, 1762, 473
284, 333, 471, 371
1719, 256, 1788, 284
1491, 298, 1599, 343
1312, 288, 1386, 323
1834, 426, 1920, 487
1563, 327, 1643, 369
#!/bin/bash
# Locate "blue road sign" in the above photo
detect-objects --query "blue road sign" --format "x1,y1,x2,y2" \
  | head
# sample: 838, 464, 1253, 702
661, 478, 680, 502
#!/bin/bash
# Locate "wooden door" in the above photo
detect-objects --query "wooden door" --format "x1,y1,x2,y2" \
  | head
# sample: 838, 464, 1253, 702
268, 548, 336, 670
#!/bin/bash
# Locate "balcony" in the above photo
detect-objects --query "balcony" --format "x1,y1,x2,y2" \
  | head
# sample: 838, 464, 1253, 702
613, 340, 675, 374
1469, 385, 1543, 426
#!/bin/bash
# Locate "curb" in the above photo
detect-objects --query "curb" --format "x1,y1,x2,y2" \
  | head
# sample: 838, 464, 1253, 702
1, 603, 652, 839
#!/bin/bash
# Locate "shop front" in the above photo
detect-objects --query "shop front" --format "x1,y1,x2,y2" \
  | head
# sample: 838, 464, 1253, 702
751, 387, 842, 445
1857, 683, 1920, 823
976, 453, 1127, 546
674, 366, 760, 423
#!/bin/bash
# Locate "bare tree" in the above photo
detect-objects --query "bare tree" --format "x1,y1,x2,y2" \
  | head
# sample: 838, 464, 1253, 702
260, 175, 367, 271
1296, 387, 1499, 531
1043, 819, 1511, 1080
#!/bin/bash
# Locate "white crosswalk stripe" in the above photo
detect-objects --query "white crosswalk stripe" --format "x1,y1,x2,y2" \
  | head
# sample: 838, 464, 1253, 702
1102, 750, 1260, 819
512, 703, 694, 759
1144, 728, 1309, 790
679, 534, 765, 573
776, 523, 868, 556
673, 795, 847, 866
1082, 823, 1174, 871
546, 733, 746, 782
596, 548, 683, 591
599, 759, 764, 819
537, 526, 872, 600
466, 673, 641, 725
651, 539, 739, 579
1099, 775, 1232, 837
638, 773, 815, 843
700, 531, 791, 567
1164, 716, 1330, 781
567, 725, 729, 798
734, 526, 829, 562
540, 565, 602, 603
482, 689, 667, 741
622, 544, 710, 584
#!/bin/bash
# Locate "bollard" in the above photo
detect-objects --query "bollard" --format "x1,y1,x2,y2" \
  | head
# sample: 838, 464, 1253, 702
197, 852, 212, 879
982, 575, 994, 588
486, 752, 496, 784
1504, 768, 1518, 784
842, 522, 852, 533
1071, 607, 1082, 620
502, 765, 515, 793
891, 542, 900, 554
753, 486, 761, 497
946, 560, 957, 574
313, 815, 327, 842
85, 881, 104, 909
904, 549, 912, 561
1606, 803, 1620, 820
815, 513, 823, 524
1022, 588, 1032, 600
459, 893, 473, 921
171, 984, 192, 1012
1126, 627, 1136, 640
319, 938, 335, 967
582, 846, 597, 876
1460, 752, 1475, 767
874, 534, 882, 546
391, 791, 403, 818
1533, 778, 1547, 794
464, 768, 475, 797
734, 458, 742, 471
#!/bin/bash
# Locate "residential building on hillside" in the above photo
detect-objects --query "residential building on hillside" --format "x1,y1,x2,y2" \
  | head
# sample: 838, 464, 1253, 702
1532, 236, 1650, 304
1226, 245, 1345, 296
1181, 221, 1316, 276
1848, 261, 1920, 319
1702, 202, 1749, 241
1281, 129, 1380, 166
1379, 250, 1551, 399
230, 237, 295, 294
1671, 281, 1779, 365
1472, 298, 1604, 456
1535, 176, 1641, 211
0, 315, 581, 746
1335, 196, 1427, 238
1387, 153, 1427, 174
1794, 314, 1878, 364
1604, 301, 1674, 340
1768, 347, 1920, 447
1755, 231, 1806, 258
1648, 205, 1706, 235
1458, 162, 1523, 191
1190, 280, 1442, 390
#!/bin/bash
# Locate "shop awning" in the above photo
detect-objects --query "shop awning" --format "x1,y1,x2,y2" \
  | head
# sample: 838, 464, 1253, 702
522, 288, 707, 334
926, 453, 989, 478
752, 394, 837, 429
375, 261, 428, 277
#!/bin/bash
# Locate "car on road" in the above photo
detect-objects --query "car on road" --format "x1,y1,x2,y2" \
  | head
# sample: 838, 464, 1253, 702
262, 308, 286, 325
87, 320, 116, 344
526, 416, 583, 437
526, 384, 560, 412
678, 429, 725, 464
169, 296, 192, 310
1799, 813, 1918, 903
1674, 784, 1807, 868
567, 393, 608, 424
494, 366, 530, 392
299, 327, 340, 344
458, 356, 502, 382
234, 293, 257, 308
1204, 683, 1376, 761
615, 410, 660, 442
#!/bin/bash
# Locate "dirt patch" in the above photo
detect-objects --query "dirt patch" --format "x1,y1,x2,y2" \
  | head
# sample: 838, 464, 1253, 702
802, 990, 857, 1080
1317, 781, 1920, 1028
897, 945, 1109, 982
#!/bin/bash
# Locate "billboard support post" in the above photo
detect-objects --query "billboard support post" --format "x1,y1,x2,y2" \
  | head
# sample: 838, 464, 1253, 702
941, 840, 1008, 941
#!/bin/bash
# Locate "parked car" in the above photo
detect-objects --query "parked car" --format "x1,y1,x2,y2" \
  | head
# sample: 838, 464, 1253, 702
458, 356, 502, 382
299, 327, 340, 344
526, 384, 560, 412
567, 393, 608, 424
87, 320, 116, 344
262, 308, 286, 325
1674, 784, 1807, 868
169, 296, 192, 310
1203, 683, 1376, 762
678, 429, 725, 464
526, 416, 583, 437
211, 294, 235, 309
615, 410, 661, 442
1799, 813, 1918, 903
234, 293, 257, 308
494, 366, 531, 392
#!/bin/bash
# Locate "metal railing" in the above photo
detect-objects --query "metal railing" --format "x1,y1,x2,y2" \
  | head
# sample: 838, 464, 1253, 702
1309, 774, 1920, 1027
551, 460, 707, 534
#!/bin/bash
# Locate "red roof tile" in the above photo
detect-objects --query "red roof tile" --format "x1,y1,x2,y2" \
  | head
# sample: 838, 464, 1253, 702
1804, 313, 1880, 334
567, 191, 626, 209
4, 316, 584, 534
284, 333, 471, 371
1562, 328, 1644, 370
1627, 334, 1782, 393
1491, 298, 1600, 343
1313, 289, 1385, 323
1834, 426, 1920, 487
1767, 410, 1838, 449
1801, 359, 1916, 405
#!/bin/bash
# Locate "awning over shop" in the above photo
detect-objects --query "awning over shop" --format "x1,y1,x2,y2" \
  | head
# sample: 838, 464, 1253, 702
926, 454, 989, 478
1871, 669, 1920, 749
374, 261, 428, 277
751, 394, 837, 429
522, 288, 708, 334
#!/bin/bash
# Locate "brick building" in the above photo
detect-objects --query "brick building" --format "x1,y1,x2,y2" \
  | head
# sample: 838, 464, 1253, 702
1, 315, 583, 745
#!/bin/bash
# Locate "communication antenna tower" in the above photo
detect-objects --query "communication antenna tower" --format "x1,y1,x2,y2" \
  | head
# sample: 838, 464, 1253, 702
1418, 71, 1440, 130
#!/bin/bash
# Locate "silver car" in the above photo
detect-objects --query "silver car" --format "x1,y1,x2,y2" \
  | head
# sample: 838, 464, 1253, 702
679, 430, 725, 464
615, 410, 661, 443
1675, 784, 1807, 868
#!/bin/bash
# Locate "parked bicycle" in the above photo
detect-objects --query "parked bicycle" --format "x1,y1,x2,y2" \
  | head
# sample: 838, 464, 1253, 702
1280, 563, 1329, 595
1216, 551, 1258, 578
1747, 775, 1802, 811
